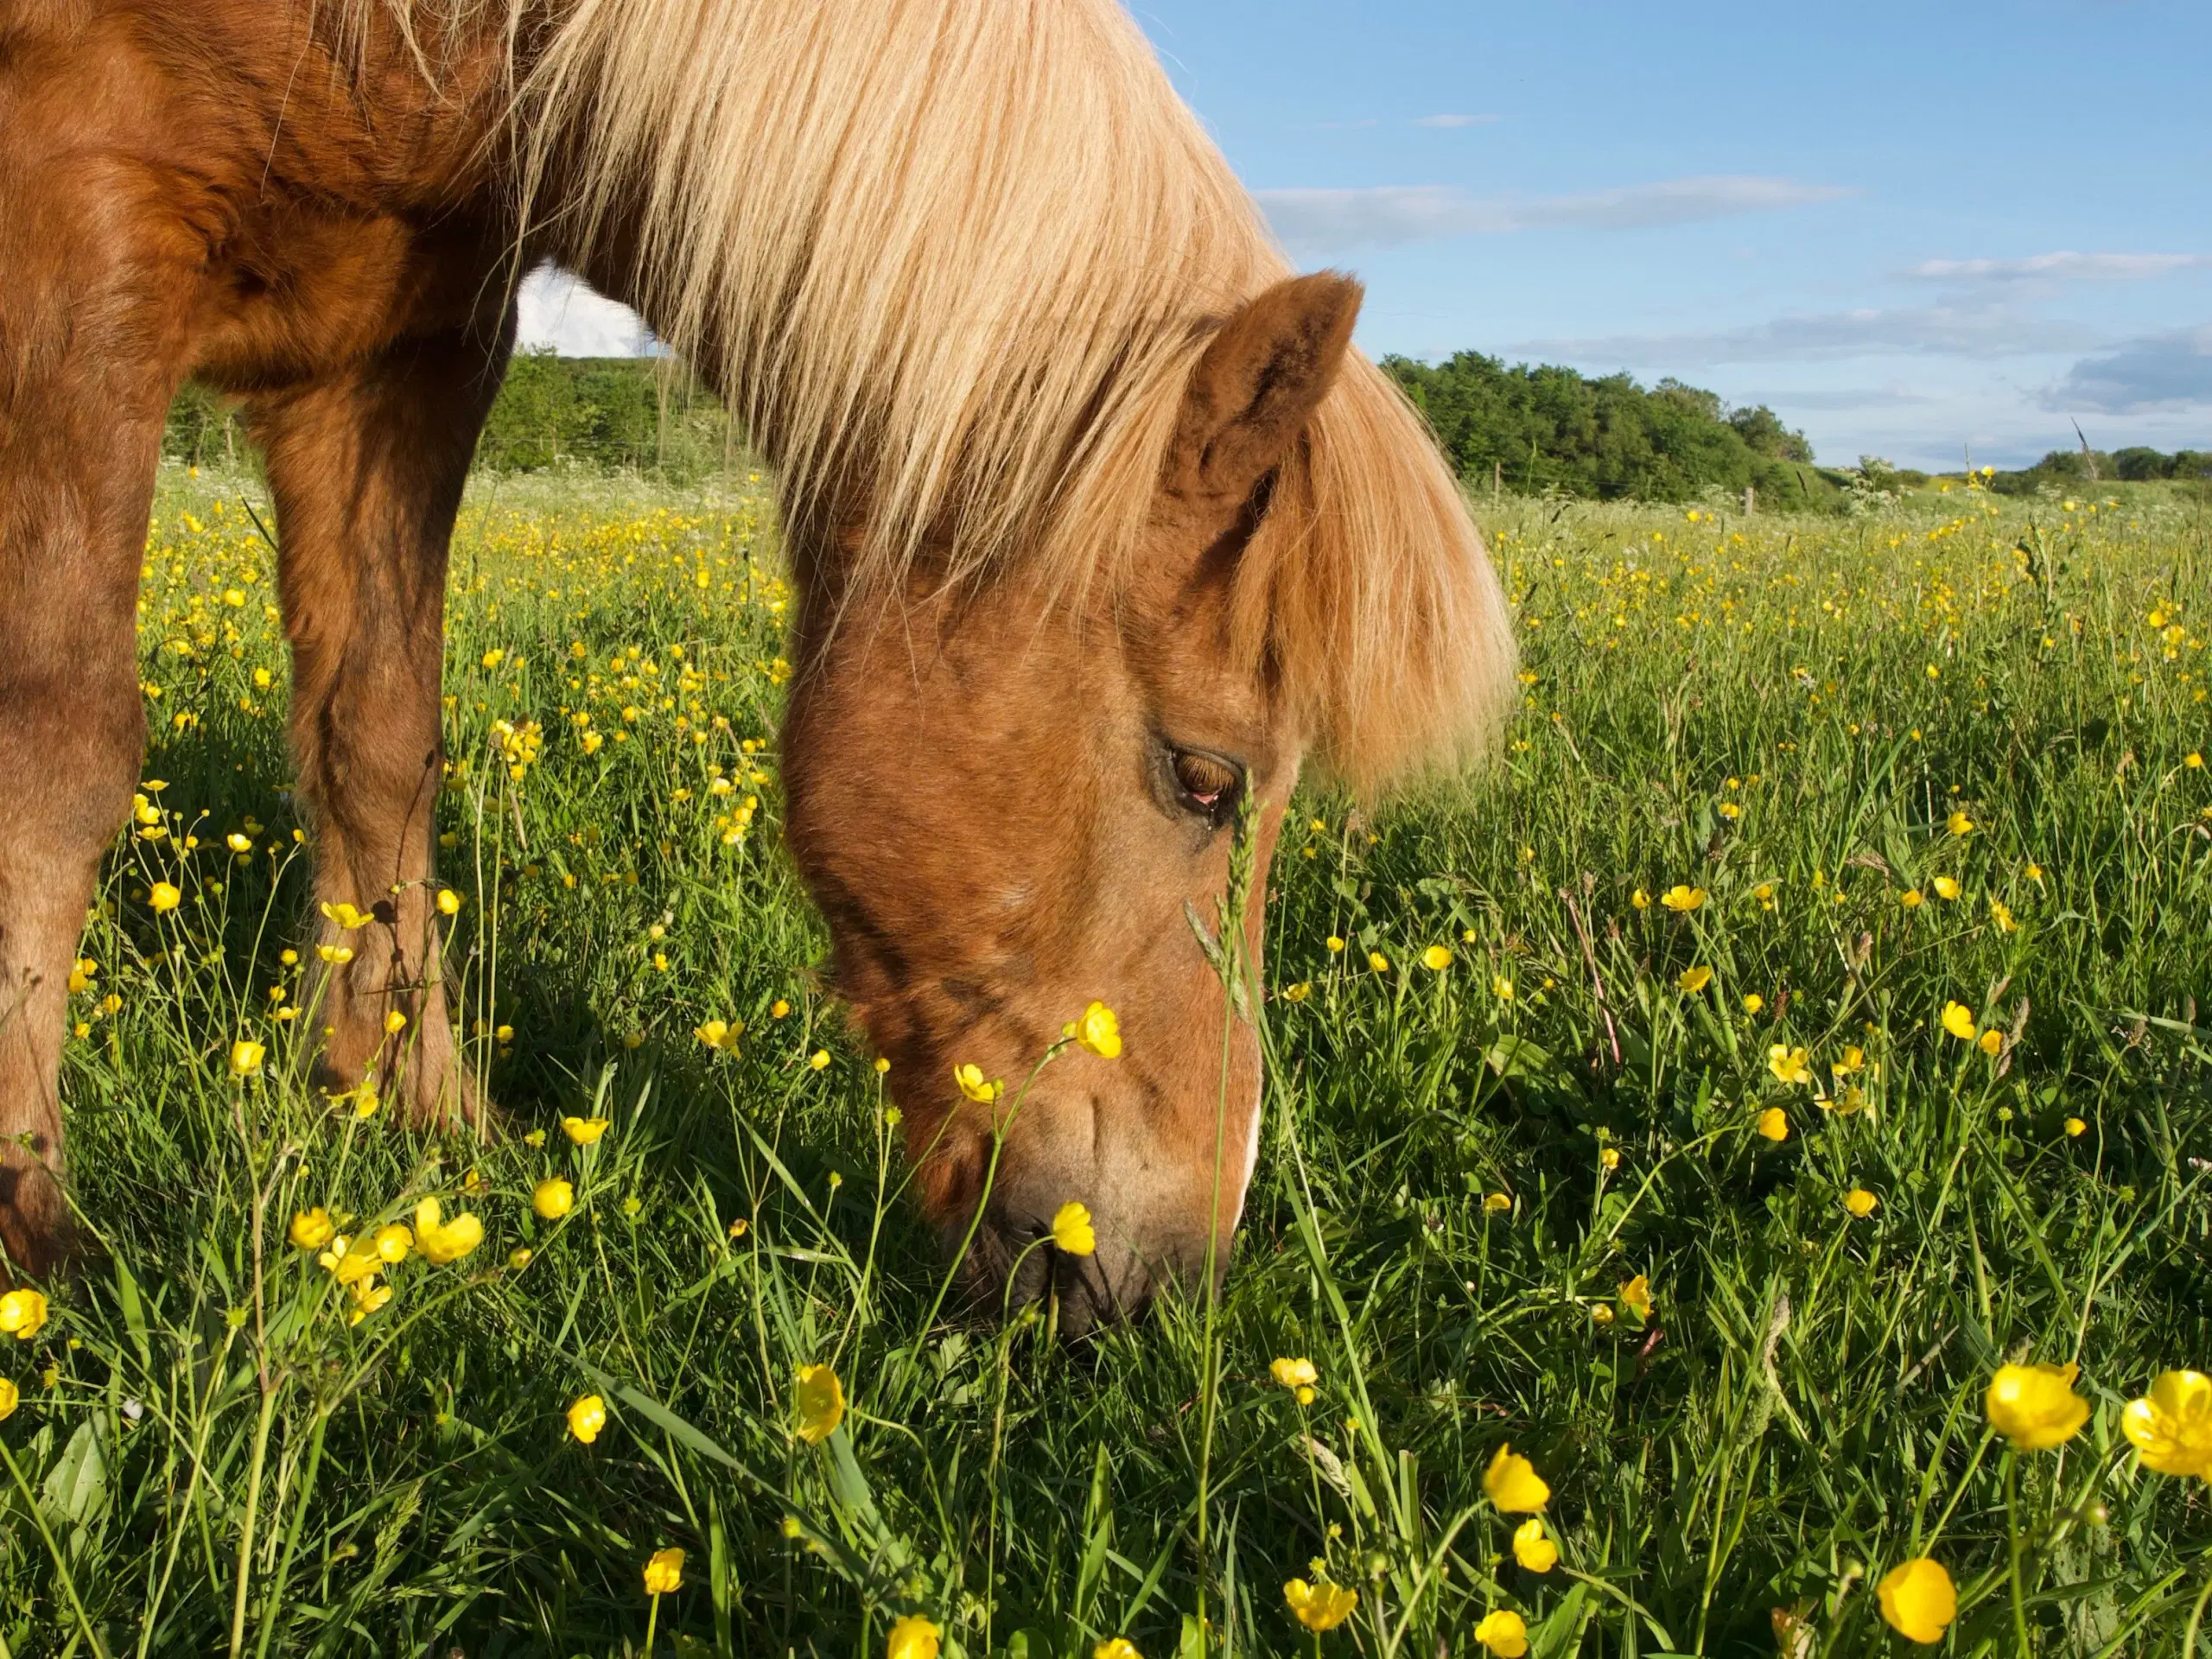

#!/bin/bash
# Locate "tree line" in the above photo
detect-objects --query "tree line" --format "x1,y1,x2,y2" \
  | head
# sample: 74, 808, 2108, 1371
162, 351, 744, 481
163, 351, 2205, 506
1379, 352, 1841, 508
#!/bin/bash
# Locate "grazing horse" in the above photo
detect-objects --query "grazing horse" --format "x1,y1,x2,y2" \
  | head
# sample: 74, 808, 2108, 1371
0, 0, 1514, 1325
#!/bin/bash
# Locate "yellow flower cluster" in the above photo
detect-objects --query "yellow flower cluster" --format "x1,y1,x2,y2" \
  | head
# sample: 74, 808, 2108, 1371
291, 1198, 482, 1325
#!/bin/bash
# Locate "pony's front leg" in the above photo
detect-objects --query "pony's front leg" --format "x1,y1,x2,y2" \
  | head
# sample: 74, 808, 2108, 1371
249, 322, 513, 1131
0, 454, 157, 1276
0, 191, 190, 1274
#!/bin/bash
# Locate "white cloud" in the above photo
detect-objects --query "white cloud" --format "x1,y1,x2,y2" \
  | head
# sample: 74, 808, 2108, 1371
1908, 251, 2212, 285
2046, 326, 2212, 413
1516, 304, 2102, 367
1258, 175, 1855, 256
1413, 113, 1497, 129
1733, 383, 1944, 411
516, 266, 654, 357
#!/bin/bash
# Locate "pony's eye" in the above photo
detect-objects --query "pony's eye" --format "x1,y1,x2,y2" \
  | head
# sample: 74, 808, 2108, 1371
1171, 748, 1243, 823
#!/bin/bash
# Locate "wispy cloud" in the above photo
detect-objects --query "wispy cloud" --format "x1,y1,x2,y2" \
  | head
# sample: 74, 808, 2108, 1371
1413, 113, 1498, 129
2046, 326, 2212, 413
1516, 305, 2102, 368
1734, 384, 1945, 411
1907, 251, 2212, 286
1258, 175, 1854, 256
518, 267, 654, 357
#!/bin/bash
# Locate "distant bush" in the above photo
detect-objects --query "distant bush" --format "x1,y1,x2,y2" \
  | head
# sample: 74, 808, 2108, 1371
1382, 352, 1841, 508
476, 351, 742, 477
163, 353, 749, 481
1990, 445, 2212, 494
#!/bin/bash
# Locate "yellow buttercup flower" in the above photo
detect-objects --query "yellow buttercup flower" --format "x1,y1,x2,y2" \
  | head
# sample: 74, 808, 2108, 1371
1473, 1609, 1529, 1656
1742, 994, 1765, 1014
809, 1049, 831, 1070
887, 1614, 942, 1659
436, 888, 461, 916
1071, 1001, 1122, 1058
0, 1376, 16, 1421
412, 1198, 484, 1264
794, 1363, 845, 1444
2063, 1116, 2088, 1137
1484, 1443, 1550, 1512
1677, 965, 1712, 993
1630, 888, 1650, 910
150, 882, 182, 912
1843, 1188, 1878, 1218
2121, 1370, 2212, 1477
1599, 1147, 1620, 1171
642, 1546, 684, 1595
1659, 884, 1705, 912
533, 1178, 575, 1220
1619, 1274, 1653, 1321
696, 1018, 734, 1049
1932, 875, 1961, 901
320, 900, 372, 931
563, 1116, 611, 1145
1831, 1046, 1866, 1077
1491, 975, 1514, 1001
1941, 1001, 1979, 1041
1421, 944, 1452, 971
1051, 1201, 1096, 1256
1757, 1107, 1789, 1142
1094, 1640, 1141, 1659
0, 1289, 49, 1341
346, 1280, 391, 1325
320, 1238, 381, 1286
1947, 810, 1974, 836
1367, 950, 1390, 973
1283, 1578, 1357, 1632
1766, 1045, 1811, 1085
1986, 1362, 2089, 1450
229, 1039, 266, 1077
1510, 1516, 1557, 1573
1877, 1557, 1957, 1643
1978, 1028, 2002, 1056
567, 1393, 607, 1444
289, 1207, 335, 1249
1899, 888, 1924, 909
372, 1223, 413, 1265
1270, 1357, 1319, 1392
953, 1064, 1001, 1103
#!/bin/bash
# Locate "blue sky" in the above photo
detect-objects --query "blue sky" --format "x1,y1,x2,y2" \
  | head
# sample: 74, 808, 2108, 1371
521, 0, 2212, 469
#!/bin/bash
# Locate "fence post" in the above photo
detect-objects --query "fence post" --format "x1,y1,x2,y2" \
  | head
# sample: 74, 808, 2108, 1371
1744, 484, 1756, 516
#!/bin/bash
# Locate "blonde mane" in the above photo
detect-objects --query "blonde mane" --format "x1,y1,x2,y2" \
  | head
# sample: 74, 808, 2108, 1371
356, 0, 1515, 785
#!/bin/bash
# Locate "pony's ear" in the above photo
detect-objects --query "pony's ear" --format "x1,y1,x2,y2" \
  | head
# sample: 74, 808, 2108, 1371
1164, 271, 1362, 517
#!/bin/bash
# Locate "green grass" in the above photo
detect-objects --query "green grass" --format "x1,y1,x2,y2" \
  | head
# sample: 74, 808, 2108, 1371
4, 467, 2209, 1656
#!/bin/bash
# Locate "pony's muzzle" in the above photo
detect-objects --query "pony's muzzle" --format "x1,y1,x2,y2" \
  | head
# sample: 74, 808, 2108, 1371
966, 1198, 1230, 1338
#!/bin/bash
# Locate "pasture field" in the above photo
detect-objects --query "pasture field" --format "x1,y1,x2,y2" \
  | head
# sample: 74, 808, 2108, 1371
3, 466, 2209, 1657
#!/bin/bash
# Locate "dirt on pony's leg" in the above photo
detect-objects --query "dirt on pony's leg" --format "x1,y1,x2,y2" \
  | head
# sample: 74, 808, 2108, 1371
250, 322, 514, 1134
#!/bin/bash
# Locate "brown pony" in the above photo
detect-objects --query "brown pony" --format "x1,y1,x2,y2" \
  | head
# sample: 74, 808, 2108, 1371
0, 0, 1514, 1325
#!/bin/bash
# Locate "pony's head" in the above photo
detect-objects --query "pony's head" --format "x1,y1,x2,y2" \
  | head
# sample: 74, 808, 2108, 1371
486, 0, 1516, 1325
782, 274, 1509, 1328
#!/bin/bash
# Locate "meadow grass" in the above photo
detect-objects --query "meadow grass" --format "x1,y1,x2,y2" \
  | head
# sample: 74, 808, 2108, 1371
2, 467, 2209, 1656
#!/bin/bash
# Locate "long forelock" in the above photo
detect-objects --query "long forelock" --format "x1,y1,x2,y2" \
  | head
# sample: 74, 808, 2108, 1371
344, 0, 1516, 785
